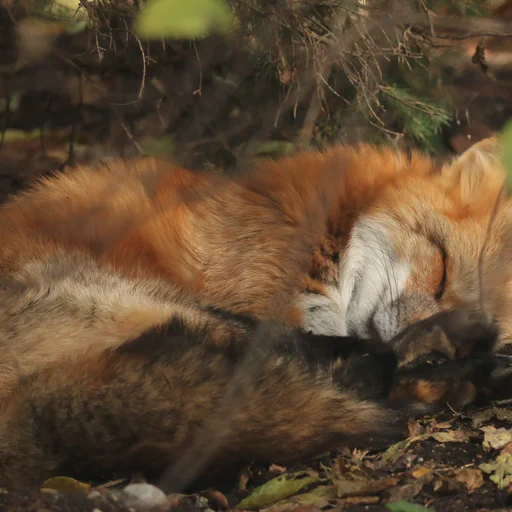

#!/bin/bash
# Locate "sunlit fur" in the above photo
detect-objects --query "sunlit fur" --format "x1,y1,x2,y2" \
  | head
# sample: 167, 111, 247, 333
0, 137, 508, 486
0, 138, 510, 364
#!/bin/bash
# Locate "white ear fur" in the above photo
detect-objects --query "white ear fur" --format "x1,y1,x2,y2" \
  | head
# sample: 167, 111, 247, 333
443, 136, 506, 202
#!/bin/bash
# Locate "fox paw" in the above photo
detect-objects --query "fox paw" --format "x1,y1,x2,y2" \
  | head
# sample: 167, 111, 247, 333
390, 354, 498, 408
390, 309, 498, 368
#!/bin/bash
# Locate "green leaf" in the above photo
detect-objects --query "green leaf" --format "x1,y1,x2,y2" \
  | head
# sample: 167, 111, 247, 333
254, 140, 297, 158
500, 119, 512, 195
41, 476, 90, 494
235, 471, 319, 510
386, 500, 433, 512
136, 0, 233, 39
140, 135, 175, 156
479, 453, 512, 490
1, 129, 42, 142
30, 0, 88, 21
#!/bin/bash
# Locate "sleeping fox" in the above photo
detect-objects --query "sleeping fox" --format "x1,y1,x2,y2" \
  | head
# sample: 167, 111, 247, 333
0, 137, 509, 489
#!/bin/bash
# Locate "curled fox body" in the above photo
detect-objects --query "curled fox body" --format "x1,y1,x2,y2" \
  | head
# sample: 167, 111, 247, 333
0, 138, 510, 487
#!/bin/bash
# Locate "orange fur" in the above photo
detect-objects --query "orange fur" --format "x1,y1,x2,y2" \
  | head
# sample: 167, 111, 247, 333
0, 139, 507, 487
0, 140, 510, 333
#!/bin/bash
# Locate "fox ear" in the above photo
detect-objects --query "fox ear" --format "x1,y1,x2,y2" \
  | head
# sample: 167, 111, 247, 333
442, 136, 507, 204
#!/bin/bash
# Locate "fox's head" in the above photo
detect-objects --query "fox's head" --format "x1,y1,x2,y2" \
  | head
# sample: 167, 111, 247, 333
301, 137, 512, 350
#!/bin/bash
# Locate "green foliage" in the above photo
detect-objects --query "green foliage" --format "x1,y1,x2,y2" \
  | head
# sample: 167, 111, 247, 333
387, 500, 434, 512
381, 85, 451, 153
140, 135, 175, 156
236, 471, 319, 510
28, 0, 88, 34
30, 0, 86, 19
136, 0, 233, 39
426, 0, 489, 17
480, 453, 512, 489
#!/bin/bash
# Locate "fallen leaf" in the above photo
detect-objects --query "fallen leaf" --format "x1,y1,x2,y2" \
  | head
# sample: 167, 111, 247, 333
501, 442, 512, 455
431, 430, 469, 443
412, 467, 431, 479
432, 421, 452, 430
351, 448, 369, 463
236, 471, 319, 510
335, 476, 400, 498
496, 408, 512, 422
480, 453, 512, 490
381, 436, 428, 465
263, 507, 321, 512
473, 408, 512, 428
408, 420, 425, 437
339, 495, 380, 506
433, 476, 460, 493
455, 468, 484, 493
481, 426, 512, 450
387, 481, 424, 502
41, 476, 90, 494
471, 409, 496, 428
386, 499, 433, 512
261, 485, 336, 512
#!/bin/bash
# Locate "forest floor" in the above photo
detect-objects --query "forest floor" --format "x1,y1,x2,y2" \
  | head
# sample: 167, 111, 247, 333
0, 404, 510, 511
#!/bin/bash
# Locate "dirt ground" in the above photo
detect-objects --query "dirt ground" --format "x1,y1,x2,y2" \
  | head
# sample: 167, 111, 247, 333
0, 405, 510, 512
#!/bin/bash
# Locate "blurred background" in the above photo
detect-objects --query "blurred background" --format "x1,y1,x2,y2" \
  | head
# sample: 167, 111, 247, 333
2, 0, 512, 201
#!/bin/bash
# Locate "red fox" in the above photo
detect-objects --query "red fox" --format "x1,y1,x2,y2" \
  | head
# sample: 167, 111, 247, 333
0, 137, 509, 489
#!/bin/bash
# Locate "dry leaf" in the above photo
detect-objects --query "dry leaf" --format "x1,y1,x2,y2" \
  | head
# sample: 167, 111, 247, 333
432, 421, 452, 430
335, 476, 400, 498
387, 481, 424, 502
261, 485, 336, 512
433, 476, 460, 493
481, 426, 512, 451
501, 442, 512, 455
496, 408, 512, 422
412, 467, 431, 479
431, 430, 468, 443
408, 420, 425, 437
338, 495, 380, 506
455, 468, 484, 493
471, 409, 496, 428
472, 408, 512, 428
